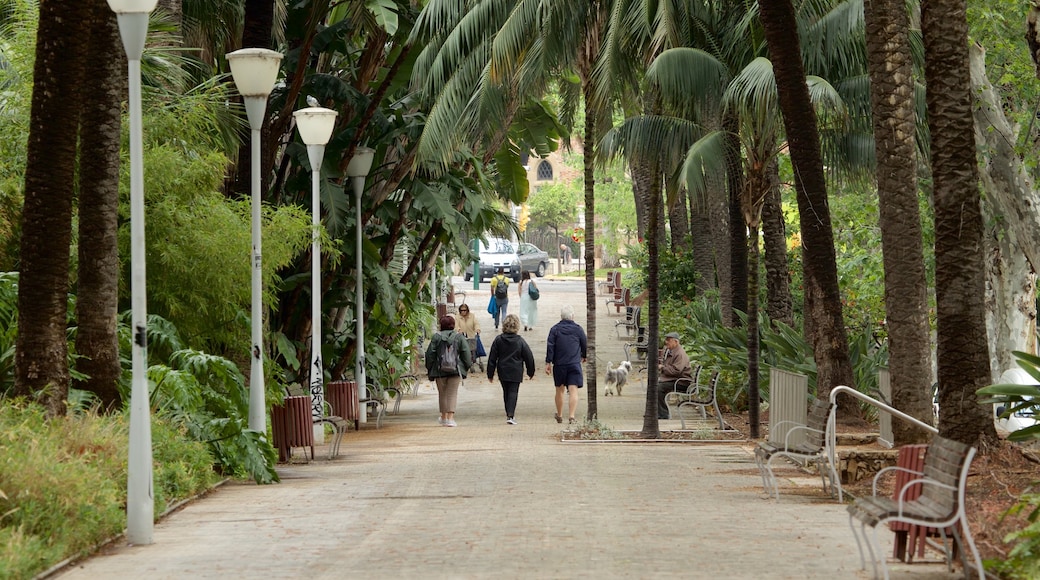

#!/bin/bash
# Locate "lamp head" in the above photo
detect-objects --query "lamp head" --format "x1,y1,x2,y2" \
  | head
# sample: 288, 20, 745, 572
226, 48, 283, 97
346, 147, 376, 178
293, 107, 338, 146
106, 0, 158, 13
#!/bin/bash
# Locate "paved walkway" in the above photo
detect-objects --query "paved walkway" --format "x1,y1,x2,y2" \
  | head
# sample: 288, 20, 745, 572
56, 278, 961, 579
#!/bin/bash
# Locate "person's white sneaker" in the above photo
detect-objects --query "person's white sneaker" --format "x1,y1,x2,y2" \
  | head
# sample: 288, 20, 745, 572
444, 419, 457, 427
506, 417, 517, 425
438, 417, 445, 425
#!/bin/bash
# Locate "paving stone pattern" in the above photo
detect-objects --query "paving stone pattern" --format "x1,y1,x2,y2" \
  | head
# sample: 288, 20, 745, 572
57, 277, 961, 579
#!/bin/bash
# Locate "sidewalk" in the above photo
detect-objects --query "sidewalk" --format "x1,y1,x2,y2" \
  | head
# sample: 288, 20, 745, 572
56, 279, 961, 579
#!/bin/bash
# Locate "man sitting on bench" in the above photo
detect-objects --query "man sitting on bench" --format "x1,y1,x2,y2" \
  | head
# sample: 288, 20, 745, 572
657, 332, 692, 420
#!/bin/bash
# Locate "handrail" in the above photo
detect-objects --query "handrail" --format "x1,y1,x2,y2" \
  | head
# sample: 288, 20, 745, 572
827, 385, 938, 498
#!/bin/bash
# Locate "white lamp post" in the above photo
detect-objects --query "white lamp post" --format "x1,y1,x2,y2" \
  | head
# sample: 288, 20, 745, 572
292, 106, 337, 439
226, 48, 283, 433
108, 0, 157, 546
346, 147, 375, 416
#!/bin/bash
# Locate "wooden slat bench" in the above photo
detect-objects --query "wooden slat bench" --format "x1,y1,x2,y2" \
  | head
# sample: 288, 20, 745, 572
847, 436, 983, 580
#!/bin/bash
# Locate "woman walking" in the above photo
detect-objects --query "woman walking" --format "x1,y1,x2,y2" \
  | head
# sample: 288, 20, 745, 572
486, 314, 536, 424
545, 305, 587, 424
518, 271, 539, 331
424, 315, 472, 427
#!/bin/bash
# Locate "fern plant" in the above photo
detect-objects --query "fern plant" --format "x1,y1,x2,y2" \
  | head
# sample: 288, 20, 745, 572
977, 351, 1040, 442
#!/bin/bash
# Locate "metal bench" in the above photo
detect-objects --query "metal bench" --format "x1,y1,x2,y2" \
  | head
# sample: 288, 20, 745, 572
754, 397, 840, 501
847, 436, 983, 580
664, 368, 725, 430
615, 305, 641, 337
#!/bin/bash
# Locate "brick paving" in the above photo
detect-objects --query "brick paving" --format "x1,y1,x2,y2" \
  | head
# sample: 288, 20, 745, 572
56, 277, 962, 579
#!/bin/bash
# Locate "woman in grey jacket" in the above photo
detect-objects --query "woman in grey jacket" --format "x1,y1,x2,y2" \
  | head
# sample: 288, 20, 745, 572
486, 314, 536, 424
425, 316, 472, 427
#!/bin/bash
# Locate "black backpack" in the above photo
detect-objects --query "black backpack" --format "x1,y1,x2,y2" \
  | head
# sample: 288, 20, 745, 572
494, 276, 509, 299
437, 332, 459, 373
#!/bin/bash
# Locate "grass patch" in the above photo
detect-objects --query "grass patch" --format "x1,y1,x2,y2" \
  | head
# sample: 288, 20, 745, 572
0, 401, 220, 579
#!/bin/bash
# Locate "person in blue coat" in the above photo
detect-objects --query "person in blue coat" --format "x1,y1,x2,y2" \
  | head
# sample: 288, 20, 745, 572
544, 305, 588, 424
486, 314, 536, 424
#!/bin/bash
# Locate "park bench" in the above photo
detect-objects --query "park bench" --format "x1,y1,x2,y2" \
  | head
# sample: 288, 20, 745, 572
847, 435, 983, 580
664, 368, 725, 430
615, 305, 641, 337
606, 287, 631, 316
623, 326, 649, 371
754, 397, 840, 501
597, 270, 618, 296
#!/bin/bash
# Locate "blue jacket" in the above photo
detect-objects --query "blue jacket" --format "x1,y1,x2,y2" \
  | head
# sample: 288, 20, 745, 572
545, 319, 587, 366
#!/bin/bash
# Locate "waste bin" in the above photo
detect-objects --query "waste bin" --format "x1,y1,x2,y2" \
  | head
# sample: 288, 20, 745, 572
327, 380, 359, 427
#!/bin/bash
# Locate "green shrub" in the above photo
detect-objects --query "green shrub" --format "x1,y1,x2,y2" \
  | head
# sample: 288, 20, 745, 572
987, 491, 1040, 580
0, 402, 218, 579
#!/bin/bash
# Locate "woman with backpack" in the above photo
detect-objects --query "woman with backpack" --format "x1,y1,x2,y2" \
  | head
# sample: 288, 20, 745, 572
424, 316, 472, 427
518, 270, 539, 331
489, 267, 511, 330
486, 314, 536, 425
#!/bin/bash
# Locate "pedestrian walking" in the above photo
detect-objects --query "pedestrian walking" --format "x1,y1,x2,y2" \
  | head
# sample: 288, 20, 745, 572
545, 305, 587, 424
486, 314, 536, 424
518, 271, 539, 331
424, 315, 472, 427
490, 267, 511, 330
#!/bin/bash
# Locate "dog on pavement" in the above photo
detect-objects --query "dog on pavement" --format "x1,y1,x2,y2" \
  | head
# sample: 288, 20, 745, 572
604, 360, 632, 396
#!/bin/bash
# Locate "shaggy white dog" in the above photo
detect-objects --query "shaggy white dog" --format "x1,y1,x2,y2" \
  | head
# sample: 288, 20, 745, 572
604, 360, 632, 396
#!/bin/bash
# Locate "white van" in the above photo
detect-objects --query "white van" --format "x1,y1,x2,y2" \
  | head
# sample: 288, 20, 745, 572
464, 237, 520, 282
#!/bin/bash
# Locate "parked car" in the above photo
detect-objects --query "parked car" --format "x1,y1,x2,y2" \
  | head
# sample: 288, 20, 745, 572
517, 242, 550, 277
465, 237, 520, 282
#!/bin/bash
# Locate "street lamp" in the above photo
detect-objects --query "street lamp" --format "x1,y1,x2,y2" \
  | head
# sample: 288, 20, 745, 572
346, 147, 375, 417
292, 106, 337, 439
226, 48, 283, 433
107, 0, 158, 546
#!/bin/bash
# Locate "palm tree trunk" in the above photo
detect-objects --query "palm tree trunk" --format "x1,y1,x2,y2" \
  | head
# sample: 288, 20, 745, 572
74, 5, 124, 409
747, 224, 761, 438
921, 0, 997, 445
15, 0, 92, 415
724, 114, 747, 325
690, 186, 715, 295
761, 159, 792, 327
668, 189, 690, 252
582, 80, 599, 420
864, 0, 934, 443
758, 0, 856, 413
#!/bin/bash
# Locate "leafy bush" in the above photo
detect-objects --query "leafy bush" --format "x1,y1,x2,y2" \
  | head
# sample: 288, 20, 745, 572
662, 295, 887, 413
978, 351, 1040, 443
986, 491, 1040, 580
0, 402, 218, 579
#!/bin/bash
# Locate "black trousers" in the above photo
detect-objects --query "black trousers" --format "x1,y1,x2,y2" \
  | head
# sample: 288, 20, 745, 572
501, 381, 520, 417
657, 380, 678, 419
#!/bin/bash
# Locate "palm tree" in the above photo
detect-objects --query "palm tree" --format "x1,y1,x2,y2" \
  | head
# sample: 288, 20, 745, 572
758, 0, 856, 412
920, 0, 997, 445
14, 0, 93, 416
73, 3, 124, 408
863, 0, 934, 443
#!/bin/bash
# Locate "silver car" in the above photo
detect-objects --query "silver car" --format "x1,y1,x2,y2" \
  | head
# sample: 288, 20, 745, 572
516, 242, 550, 277
465, 237, 520, 282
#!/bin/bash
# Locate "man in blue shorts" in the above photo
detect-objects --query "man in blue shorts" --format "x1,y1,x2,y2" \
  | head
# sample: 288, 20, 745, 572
545, 305, 588, 424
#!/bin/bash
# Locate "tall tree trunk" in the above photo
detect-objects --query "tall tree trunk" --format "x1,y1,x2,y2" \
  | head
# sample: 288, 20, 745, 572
229, 0, 277, 199
761, 160, 792, 327
690, 184, 716, 295
667, 188, 690, 253
632, 159, 651, 241
641, 149, 663, 438
921, 0, 997, 446
74, 4, 124, 409
864, 0, 934, 443
725, 115, 747, 325
758, 0, 856, 413
582, 83, 599, 420
15, 0, 92, 415
970, 45, 1039, 378
747, 223, 761, 438
709, 179, 732, 313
